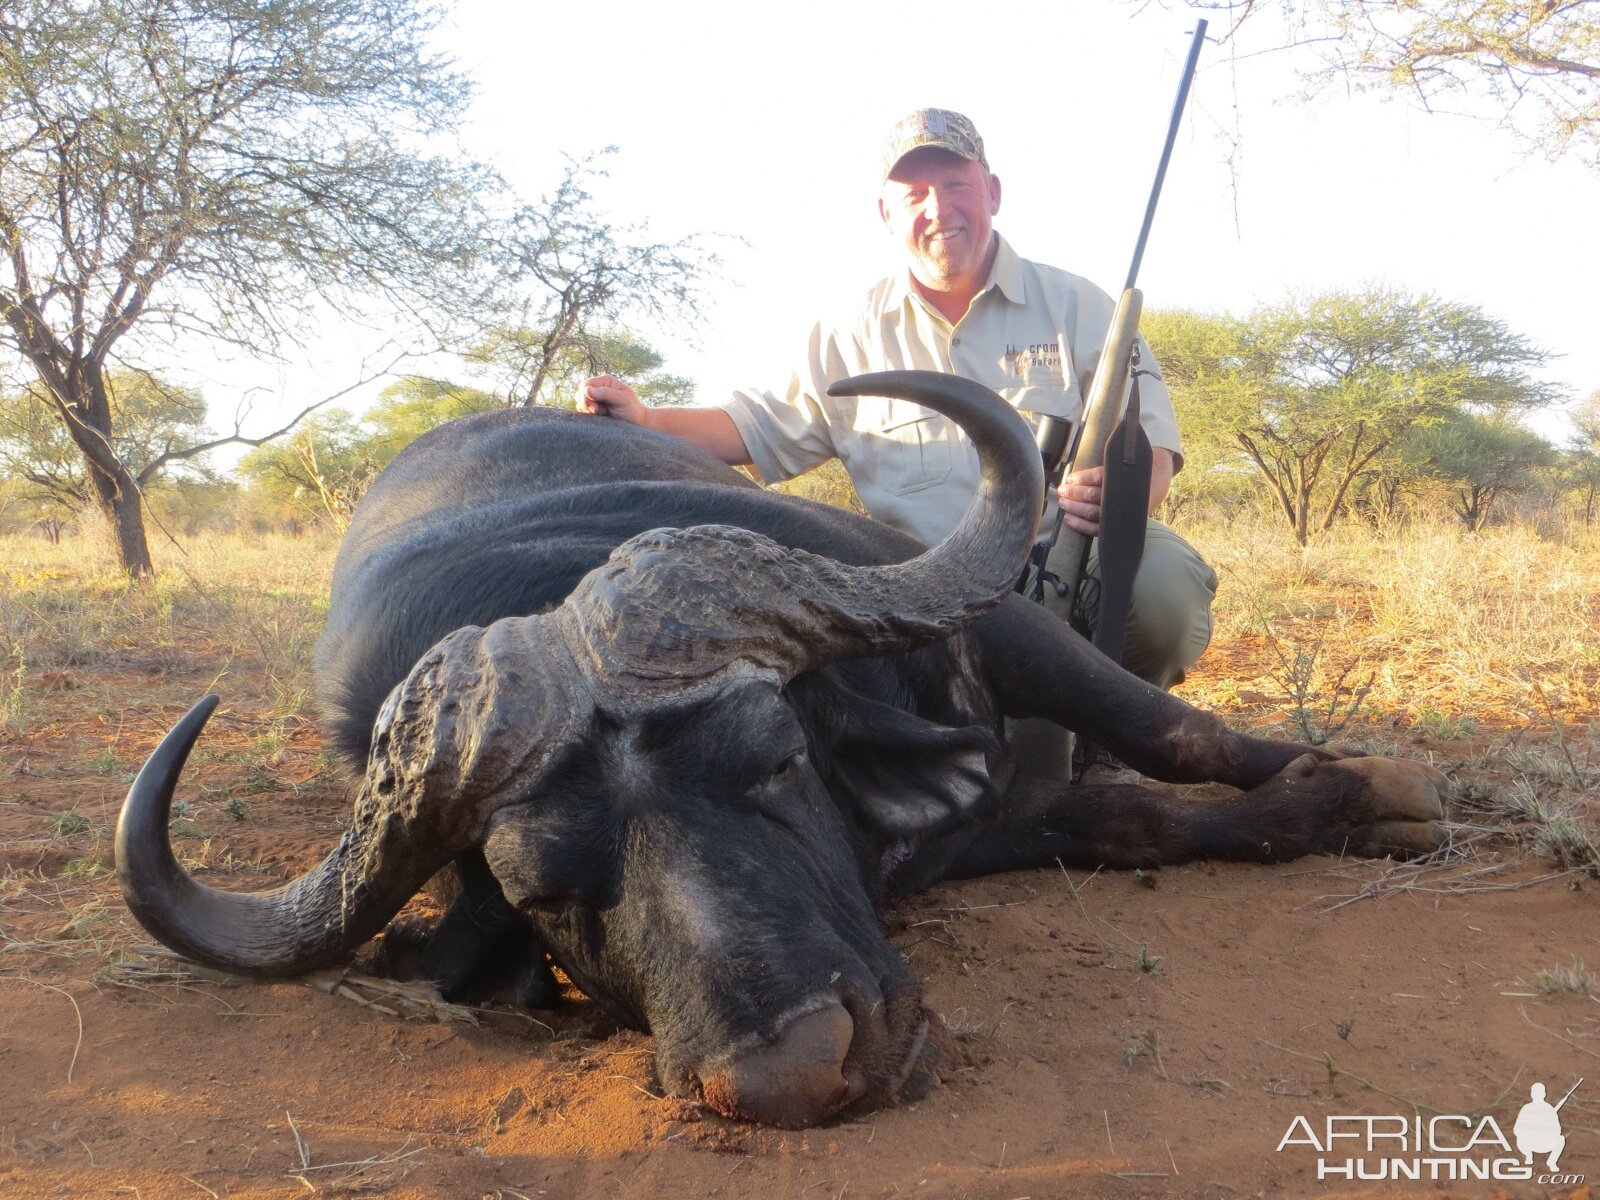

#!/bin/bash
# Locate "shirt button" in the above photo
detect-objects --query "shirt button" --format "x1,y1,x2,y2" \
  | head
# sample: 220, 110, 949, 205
951, 337, 962, 347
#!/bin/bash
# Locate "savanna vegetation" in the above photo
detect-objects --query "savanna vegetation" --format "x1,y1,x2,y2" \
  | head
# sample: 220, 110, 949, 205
0, 0, 715, 576
3, 289, 1592, 542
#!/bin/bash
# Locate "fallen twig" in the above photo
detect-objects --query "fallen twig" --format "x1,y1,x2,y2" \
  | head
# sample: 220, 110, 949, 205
109, 946, 552, 1030
1521, 1006, 1600, 1061
2, 977, 83, 1082
1313, 861, 1579, 912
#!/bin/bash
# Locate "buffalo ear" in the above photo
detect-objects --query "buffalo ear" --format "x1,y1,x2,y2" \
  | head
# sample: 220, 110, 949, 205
822, 693, 998, 840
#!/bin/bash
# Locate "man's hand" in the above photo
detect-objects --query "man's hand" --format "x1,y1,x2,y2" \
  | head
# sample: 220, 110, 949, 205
1057, 447, 1176, 535
1057, 465, 1106, 535
576, 375, 754, 466
580, 374, 651, 425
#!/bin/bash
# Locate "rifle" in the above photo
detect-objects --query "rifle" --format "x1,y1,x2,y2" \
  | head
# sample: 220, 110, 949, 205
1021, 18, 1208, 660
1554, 1077, 1583, 1111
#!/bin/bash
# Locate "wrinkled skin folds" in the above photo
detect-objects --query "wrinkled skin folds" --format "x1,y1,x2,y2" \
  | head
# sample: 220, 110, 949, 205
117, 371, 1447, 1128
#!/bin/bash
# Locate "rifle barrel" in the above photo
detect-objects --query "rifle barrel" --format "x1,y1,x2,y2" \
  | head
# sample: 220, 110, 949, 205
1123, 19, 1208, 293
1554, 1077, 1584, 1110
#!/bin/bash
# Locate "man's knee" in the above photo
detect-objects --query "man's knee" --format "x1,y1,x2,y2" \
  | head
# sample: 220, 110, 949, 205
1124, 523, 1217, 686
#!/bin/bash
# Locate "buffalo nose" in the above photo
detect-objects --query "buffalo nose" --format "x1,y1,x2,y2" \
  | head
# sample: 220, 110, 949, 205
696, 1003, 863, 1126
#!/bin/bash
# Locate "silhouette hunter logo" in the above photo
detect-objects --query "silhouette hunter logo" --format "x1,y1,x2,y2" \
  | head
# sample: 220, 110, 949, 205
1516, 1078, 1580, 1171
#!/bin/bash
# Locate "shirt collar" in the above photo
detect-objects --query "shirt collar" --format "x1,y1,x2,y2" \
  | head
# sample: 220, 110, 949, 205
888, 231, 1027, 317
987, 233, 1027, 305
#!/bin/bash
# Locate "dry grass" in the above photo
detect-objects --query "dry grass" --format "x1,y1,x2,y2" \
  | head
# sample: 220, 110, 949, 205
1532, 957, 1597, 995
1, 529, 343, 1000
1176, 515, 1600, 874
1187, 518, 1599, 886
1183, 516, 1600, 733
8, 515, 1592, 742
0, 529, 334, 737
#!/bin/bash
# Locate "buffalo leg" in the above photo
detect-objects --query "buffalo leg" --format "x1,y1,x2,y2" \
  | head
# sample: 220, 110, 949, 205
944, 754, 1446, 878
976, 597, 1344, 788
413, 850, 559, 1009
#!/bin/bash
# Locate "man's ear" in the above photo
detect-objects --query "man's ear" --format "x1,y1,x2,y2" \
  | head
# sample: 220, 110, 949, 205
878, 196, 891, 227
987, 172, 1002, 216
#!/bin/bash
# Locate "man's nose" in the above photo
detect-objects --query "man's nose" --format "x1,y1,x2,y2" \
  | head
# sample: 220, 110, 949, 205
921, 186, 953, 221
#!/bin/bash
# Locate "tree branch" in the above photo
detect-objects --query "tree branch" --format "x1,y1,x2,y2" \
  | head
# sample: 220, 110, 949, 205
134, 349, 413, 484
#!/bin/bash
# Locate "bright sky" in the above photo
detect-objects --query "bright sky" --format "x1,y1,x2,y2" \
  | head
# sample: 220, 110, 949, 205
206, 0, 1600, 444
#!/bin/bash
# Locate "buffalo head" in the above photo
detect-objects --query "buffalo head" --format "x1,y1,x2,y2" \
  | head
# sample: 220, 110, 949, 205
116, 371, 1043, 1126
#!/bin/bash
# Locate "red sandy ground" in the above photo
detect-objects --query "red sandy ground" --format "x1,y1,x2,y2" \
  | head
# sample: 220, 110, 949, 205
0, 648, 1595, 1199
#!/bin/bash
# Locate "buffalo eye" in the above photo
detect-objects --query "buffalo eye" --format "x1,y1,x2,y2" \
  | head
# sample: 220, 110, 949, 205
750, 747, 807, 793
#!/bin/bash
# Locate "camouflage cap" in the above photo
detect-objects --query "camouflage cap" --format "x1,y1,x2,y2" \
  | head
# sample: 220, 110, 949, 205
882, 108, 988, 179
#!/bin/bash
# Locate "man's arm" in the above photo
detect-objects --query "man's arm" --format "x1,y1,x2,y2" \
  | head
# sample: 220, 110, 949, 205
1057, 447, 1175, 536
580, 374, 753, 465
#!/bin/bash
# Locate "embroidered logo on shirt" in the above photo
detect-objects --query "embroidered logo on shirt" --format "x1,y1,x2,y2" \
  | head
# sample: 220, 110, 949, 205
1003, 343, 1062, 376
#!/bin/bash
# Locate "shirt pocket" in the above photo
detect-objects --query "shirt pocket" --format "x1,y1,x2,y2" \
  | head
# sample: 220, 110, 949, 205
862, 404, 956, 496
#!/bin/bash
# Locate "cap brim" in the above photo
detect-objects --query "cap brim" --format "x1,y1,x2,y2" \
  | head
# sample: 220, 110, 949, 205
883, 140, 984, 179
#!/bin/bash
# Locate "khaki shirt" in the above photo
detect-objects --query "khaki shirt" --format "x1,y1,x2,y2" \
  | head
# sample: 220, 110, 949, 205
722, 234, 1180, 546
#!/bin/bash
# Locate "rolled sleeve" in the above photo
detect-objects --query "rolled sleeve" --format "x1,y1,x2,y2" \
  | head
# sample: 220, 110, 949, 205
720, 323, 842, 485
1133, 333, 1183, 470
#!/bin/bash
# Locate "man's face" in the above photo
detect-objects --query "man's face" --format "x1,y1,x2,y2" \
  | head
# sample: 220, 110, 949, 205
879, 147, 1002, 298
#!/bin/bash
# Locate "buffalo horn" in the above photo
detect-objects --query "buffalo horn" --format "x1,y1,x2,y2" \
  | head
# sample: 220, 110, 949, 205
116, 621, 587, 975
559, 371, 1044, 691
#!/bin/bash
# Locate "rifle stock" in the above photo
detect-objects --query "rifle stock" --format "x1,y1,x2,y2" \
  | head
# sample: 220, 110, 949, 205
1051, 286, 1143, 604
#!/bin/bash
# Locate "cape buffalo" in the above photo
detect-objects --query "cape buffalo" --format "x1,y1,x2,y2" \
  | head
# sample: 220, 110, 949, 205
116, 372, 1445, 1128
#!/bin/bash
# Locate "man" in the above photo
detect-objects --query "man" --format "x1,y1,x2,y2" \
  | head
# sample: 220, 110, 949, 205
581, 108, 1216, 720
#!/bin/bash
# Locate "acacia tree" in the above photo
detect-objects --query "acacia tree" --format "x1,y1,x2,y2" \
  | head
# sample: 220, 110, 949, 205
468, 154, 715, 408
1179, 1, 1600, 165
1139, 308, 1267, 519
238, 377, 503, 528
1564, 388, 1600, 521
0, 369, 216, 512
236, 408, 379, 532
1146, 290, 1557, 544
359, 376, 506, 461
239, 347, 695, 531
470, 325, 697, 410
1408, 409, 1557, 528
0, 0, 495, 575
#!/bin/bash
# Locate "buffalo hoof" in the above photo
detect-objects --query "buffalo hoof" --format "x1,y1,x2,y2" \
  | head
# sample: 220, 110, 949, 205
1277, 753, 1448, 859
1325, 755, 1448, 857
